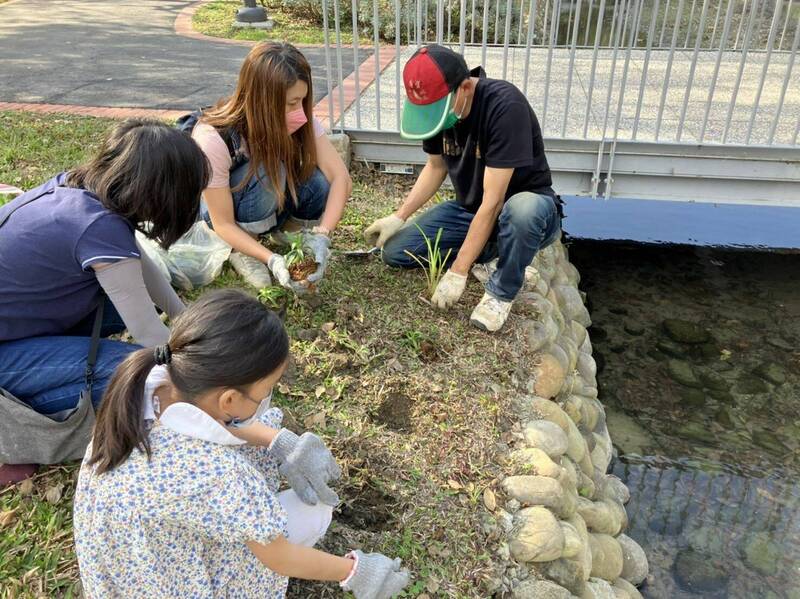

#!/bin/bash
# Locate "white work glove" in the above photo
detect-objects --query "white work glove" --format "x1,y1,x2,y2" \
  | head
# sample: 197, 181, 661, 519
267, 254, 306, 295
431, 269, 467, 309
340, 550, 411, 599
364, 214, 404, 248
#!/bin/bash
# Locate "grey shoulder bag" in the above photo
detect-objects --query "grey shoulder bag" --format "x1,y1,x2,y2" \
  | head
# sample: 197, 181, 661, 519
0, 189, 104, 464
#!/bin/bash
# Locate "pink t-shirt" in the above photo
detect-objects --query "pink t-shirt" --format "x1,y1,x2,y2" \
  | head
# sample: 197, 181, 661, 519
192, 119, 326, 189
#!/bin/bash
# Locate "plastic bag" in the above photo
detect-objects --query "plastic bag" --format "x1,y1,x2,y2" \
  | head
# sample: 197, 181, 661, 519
136, 221, 231, 291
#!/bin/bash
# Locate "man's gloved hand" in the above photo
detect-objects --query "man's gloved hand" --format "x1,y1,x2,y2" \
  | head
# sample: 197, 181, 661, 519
340, 550, 411, 599
364, 214, 404, 248
270, 429, 341, 506
302, 230, 331, 284
431, 269, 467, 309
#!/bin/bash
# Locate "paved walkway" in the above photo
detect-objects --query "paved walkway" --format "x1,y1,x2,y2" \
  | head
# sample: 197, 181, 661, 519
0, 0, 365, 111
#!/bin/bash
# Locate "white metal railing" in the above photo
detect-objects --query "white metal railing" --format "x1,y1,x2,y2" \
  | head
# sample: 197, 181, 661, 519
316, 0, 800, 203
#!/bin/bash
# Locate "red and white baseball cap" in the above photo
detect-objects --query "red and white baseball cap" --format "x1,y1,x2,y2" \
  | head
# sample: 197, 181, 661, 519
400, 44, 470, 140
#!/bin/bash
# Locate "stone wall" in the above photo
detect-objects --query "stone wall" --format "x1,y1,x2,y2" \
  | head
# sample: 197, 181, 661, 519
488, 240, 649, 599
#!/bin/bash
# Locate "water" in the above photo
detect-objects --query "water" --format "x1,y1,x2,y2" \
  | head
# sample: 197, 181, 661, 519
569, 241, 800, 599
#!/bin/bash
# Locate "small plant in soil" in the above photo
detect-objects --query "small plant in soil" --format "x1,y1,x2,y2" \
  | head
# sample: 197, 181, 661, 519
404, 225, 452, 299
257, 285, 289, 310
284, 232, 317, 282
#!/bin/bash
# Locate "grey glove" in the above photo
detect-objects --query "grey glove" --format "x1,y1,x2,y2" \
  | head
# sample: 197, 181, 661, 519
302, 230, 331, 284
270, 429, 341, 506
341, 550, 411, 599
267, 254, 307, 295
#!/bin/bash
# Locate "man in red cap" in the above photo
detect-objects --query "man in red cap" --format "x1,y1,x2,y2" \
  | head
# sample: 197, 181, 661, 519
365, 44, 562, 332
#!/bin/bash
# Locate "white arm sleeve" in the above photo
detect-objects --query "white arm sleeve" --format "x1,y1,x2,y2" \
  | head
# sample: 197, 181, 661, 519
137, 242, 185, 319
95, 259, 170, 348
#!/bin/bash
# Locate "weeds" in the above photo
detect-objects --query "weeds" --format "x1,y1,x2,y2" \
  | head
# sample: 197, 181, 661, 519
257, 286, 289, 309
404, 225, 452, 298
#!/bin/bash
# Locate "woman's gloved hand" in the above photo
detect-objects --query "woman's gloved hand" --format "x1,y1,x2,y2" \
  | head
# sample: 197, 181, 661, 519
340, 550, 411, 599
270, 429, 341, 506
431, 269, 467, 309
302, 229, 331, 284
266, 254, 307, 294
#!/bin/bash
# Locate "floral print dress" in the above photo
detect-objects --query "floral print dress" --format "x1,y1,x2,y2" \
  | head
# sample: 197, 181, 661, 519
73, 367, 290, 598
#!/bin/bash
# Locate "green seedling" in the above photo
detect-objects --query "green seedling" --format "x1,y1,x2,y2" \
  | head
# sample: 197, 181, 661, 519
404, 225, 452, 298
257, 286, 289, 309
402, 330, 425, 353
284, 232, 306, 268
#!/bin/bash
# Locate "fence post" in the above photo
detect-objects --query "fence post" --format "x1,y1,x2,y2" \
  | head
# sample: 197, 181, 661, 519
746, 0, 784, 143
676, 0, 711, 141
769, 13, 800, 143
699, 0, 736, 142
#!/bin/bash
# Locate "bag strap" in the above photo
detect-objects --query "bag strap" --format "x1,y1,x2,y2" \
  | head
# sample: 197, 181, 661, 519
84, 298, 105, 396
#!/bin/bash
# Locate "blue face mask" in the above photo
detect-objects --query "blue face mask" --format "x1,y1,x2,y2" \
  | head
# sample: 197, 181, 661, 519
229, 390, 273, 428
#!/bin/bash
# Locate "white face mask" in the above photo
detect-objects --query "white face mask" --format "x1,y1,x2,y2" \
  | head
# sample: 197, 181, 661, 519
229, 391, 273, 429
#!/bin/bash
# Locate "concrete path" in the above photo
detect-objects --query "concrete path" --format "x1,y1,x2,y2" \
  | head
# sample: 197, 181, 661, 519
0, 0, 365, 110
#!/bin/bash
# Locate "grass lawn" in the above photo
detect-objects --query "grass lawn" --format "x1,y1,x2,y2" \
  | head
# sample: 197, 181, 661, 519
0, 110, 525, 598
193, 0, 370, 46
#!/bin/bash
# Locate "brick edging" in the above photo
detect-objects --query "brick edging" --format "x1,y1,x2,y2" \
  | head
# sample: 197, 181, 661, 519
0, 102, 185, 120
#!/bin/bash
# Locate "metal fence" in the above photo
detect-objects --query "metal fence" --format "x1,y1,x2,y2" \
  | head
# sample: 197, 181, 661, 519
316, 0, 800, 204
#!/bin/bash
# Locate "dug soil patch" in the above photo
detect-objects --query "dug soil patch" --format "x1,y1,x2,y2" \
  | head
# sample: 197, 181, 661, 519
372, 392, 413, 431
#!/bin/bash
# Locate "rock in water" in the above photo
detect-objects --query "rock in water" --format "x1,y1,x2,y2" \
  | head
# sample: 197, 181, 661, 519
673, 548, 729, 593
617, 534, 648, 586
510, 506, 565, 562
754, 362, 786, 386
736, 373, 769, 395
699, 371, 730, 392
662, 319, 711, 344
511, 579, 572, 599
667, 360, 702, 388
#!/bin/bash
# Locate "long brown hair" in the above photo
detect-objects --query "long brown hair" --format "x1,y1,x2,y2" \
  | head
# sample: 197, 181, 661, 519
88, 289, 290, 475
65, 119, 210, 249
203, 42, 317, 209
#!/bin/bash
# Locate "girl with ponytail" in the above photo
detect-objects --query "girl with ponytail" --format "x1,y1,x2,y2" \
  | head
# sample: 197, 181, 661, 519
73, 289, 409, 598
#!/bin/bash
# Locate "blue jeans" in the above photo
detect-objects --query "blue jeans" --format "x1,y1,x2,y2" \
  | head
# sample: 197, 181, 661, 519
382, 192, 561, 301
0, 298, 139, 415
202, 162, 331, 235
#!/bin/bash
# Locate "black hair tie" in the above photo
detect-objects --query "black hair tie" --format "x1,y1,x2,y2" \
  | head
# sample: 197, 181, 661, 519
153, 344, 172, 365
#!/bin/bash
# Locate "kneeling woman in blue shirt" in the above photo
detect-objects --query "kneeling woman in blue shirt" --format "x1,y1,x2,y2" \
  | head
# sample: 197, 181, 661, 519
0, 119, 209, 466
74, 289, 410, 598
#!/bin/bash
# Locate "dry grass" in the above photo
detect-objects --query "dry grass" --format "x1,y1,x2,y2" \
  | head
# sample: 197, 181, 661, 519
0, 113, 539, 598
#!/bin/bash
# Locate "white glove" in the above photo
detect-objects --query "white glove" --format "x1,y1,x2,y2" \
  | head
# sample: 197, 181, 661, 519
364, 214, 404, 248
431, 269, 467, 309
267, 254, 293, 289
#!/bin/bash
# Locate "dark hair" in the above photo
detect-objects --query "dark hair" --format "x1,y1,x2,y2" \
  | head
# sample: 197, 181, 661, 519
203, 42, 317, 209
89, 289, 289, 474
65, 119, 211, 249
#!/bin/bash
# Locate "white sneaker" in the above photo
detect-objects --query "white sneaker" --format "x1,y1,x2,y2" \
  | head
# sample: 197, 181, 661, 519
470, 292, 513, 332
229, 251, 272, 289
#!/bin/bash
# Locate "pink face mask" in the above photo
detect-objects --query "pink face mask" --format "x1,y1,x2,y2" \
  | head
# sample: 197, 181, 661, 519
286, 107, 308, 134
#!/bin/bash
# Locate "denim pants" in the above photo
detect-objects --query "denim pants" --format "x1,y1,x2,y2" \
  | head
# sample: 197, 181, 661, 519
382, 192, 561, 301
0, 298, 139, 415
202, 161, 331, 235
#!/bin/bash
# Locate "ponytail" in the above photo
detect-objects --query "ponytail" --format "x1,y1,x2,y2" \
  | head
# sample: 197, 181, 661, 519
88, 347, 157, 475
87, 288, 289, 475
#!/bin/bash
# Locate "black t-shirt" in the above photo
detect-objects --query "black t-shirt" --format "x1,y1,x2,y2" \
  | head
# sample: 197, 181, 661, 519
423, 67, 554, 212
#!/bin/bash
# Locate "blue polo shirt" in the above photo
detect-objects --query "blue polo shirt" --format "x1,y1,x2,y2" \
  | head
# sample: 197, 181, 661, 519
0, 174, 140, 341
